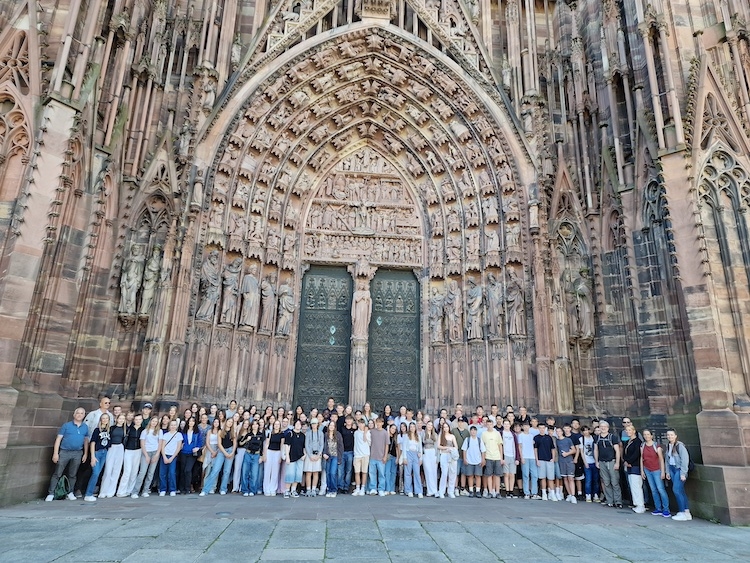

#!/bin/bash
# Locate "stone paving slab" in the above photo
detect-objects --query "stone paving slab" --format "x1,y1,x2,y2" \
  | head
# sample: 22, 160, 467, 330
0, 494, 748, 562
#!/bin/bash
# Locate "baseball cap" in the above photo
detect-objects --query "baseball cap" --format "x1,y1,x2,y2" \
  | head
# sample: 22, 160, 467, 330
310, 418, 319, 424
143, 403, 153, 409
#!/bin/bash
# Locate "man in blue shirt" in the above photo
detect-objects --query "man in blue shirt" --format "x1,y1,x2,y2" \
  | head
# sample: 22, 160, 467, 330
46, 407, 89, 501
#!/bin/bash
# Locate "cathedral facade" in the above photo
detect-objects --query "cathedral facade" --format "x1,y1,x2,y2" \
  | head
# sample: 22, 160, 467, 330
1, 0, 750, 522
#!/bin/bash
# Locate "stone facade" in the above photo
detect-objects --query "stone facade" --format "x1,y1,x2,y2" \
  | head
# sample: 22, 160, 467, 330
1, 0, 750, 523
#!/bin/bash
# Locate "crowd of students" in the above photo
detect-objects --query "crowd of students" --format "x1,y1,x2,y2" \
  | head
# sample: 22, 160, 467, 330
44, 397, 693, 521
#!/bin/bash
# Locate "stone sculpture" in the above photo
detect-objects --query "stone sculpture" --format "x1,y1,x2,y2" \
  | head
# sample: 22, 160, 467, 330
276, 277, 295, 336
259, 272, 278, 332
139, 245, 161, 315
120, 244, 145, 314
466, 276, 484, 340
506, 269, 525, 335
445, 279, 463, 342
239, 264, 260, 328
429, 286, 445, 343
220, 257, 243, 324
486, 273, 503, 337
351, 279, 373, 339
196, 250, 221, 321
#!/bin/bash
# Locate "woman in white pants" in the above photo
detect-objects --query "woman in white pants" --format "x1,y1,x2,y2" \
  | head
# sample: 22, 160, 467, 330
116, 413, 143, 497
421, 421, 439, 497
622, 425, 646, 513
99, 414, 127, 498
263, 421, 285, 496
437, 422, 458, 498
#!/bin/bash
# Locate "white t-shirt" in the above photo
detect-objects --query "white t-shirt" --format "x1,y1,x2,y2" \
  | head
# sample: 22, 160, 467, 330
518, 432, 535, 459
160, 431, 182, 456
461, 435, 486, 465
580, 435, 596, 464
354, 429, 371, 458
529, 427, 540, 437
502, 430, 516, 458
141, 429, 160, 451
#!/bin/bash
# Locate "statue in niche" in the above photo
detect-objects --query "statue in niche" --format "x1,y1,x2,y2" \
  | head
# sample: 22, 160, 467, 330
220, 257, 243, 324
506, 223, 520, 248
351, 279, 372, 339
485, 230, 500, 254
429, 286, 445, 343
506, 269, 525, 335
466, 276, 484, 340
259, 272, 278, 332
486, 273, 503, 337
567, 268, 594, 338
483, 197, 499, 223
196, 250, 221, 321
120, 244, 145, 314
276, 277, 296, 336
248, 214, 264, 241
430, 239, 443, 268
228, 211, 246, 237
178, 122, 192, 157
233, 181, 250, 208
139, 245, 162, 315
444, 279, 463, 342
202, 78, 216, 111
466, 0, 480, 23
209, 202, 225, 230
239, 264, 260, 329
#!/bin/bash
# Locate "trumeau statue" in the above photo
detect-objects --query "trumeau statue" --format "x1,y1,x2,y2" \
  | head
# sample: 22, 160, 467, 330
570, 268, 594, 338
220, 257, 243, 324
486, 273, 503, 337
259, 272, 278, 332
196, 250, 221, 321
276, 277, 296, 336
120, 244, 145, 314
351, 279, 373, 339
139, 245, 161, 315
466, 276, 484, 340
239, 264, 260, 328
429, 286, 445, 343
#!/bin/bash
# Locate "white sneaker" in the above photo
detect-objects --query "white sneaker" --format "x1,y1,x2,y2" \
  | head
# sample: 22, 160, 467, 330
199, 492, 206, 497
585, 494, 591, 502
67, 493, 77, 500
550, 493, 559, 502
566, 495, 573, 503
417, 493, 423, 498
448, 493, 455, 499
45, 495, 54, 502
593, 494, 600, 502
672, 512, 688, 521
247, 492, 254, 496
368, 490, 377, 496
159, 492, 166, 497
542, 491, 548, 501
84, 496, 96, 502
437, 493, 444, 499
219, 491, 226, 495
482, 491, 490, 499
131, 494, 139, 499
169, 492, 176, 497
378, 491, 386, 497
460, 489, 469, 496
633, 506, 645, 514
407, 492, 413, 498
570, 496, 577, 504
683, 510, 692, 520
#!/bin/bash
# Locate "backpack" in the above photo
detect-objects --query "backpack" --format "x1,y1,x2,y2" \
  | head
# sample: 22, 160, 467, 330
54, 475, 69, 500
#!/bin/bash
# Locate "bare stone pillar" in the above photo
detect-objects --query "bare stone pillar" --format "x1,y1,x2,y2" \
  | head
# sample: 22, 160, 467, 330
347, 259, 376, 407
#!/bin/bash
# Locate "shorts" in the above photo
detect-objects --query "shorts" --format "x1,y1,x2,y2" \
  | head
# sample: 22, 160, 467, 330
559, 458, 575, 477
285, 459, 303, 483
503, 456, 516, 475
464, 463, 483, 476
353, 456, 370, 473
537, 460, 555, 480
484, 459, 503, 476
554, 460, 562, 479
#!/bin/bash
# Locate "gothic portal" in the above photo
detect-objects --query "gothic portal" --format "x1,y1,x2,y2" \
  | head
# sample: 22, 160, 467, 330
5, 0, 750, 522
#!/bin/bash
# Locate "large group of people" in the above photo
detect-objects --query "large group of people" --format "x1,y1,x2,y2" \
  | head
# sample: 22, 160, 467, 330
45, 397, 693, 521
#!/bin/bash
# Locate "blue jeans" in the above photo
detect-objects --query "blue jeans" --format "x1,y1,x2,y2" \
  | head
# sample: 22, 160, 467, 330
256, 461, 264, 493
85, 449, 108, 497
368, 459, 386, 493
159, 457, 178, 493
385, 455, 397, 493
404, 451, 422, 495
241, 453, 260, 494
668, 465, 689, 512
339, 451, 353, 491
326, 457, 339, 493
202, 447, 234, 494
521, 458, 538, 495
644, 468, 669, 512
584, 464, 600, 496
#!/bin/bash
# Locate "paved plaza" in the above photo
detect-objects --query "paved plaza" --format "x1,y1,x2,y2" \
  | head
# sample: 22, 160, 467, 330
0, 494, 748, 562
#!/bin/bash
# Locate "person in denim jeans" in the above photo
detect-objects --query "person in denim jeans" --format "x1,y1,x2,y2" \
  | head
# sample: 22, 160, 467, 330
84, 414, 111, 501
640, 429, 670, 517
158, 420, 183, 496
579, 426, 599, 502
200, 419, 237, 496
403, 423, 423, 497
240, 421, 264, 495
385, 424, 398, 494
665, 429, 692, 521
323, 420, 343, 497
339, 415, 355, 493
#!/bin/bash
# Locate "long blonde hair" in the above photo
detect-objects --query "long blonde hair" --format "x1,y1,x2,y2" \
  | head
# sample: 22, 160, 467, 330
219, 419, 234, 440
98, 413, 111, 433
145, 415, 160, 436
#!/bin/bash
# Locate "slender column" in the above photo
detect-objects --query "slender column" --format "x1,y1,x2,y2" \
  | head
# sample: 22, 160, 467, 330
657, 23, 685, 144
638, 24, 666, 149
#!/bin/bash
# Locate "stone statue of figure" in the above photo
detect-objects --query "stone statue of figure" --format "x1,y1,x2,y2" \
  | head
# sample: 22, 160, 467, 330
259, 272, 277, 332
239, 264, 260, 328
466, 276, 484, 340
120, 244, 145, 314
351, 279, 372, 339
196, 250, 221, 321
429, 286, 445, 343
506, 269, 525, 335
444, 279, 463, 342
220, 257, 243, 324
486, 273, 503, 337
572, 268, 594, 338
139, 245, 161, 315
202, 78, 216, 111
276, 277, 296, 336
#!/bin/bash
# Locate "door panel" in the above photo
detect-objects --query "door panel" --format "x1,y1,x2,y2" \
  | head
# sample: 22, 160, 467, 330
293, 267, 352, 409
367, 269, 420, 410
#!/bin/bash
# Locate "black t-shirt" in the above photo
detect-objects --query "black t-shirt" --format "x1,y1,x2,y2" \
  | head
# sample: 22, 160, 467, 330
622, 436, 642, 472
91, 428, 111, 451
221, 432, 234, 449
341, 426, 356, 452
245, 432, 264, 454
533, 434, 554, 462
268, 432, 283, 451
124, 423, 141, 450
595, 433, 621, 462
110, 425, 125, 445
388, 437, 398, 457
335, 416, 346, 433
287, 431, 306, 462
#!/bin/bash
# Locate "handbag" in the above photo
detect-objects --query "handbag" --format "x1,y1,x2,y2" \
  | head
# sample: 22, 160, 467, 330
197, 446, 205, 463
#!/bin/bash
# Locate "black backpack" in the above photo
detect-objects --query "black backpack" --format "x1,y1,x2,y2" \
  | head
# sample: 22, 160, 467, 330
54, 475, 69, 500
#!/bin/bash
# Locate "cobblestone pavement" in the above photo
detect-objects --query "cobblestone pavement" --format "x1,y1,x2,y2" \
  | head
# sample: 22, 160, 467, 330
1, 494, 749, 562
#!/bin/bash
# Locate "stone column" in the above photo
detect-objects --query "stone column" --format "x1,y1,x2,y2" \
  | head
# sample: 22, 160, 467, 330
347, 259, 376, 407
